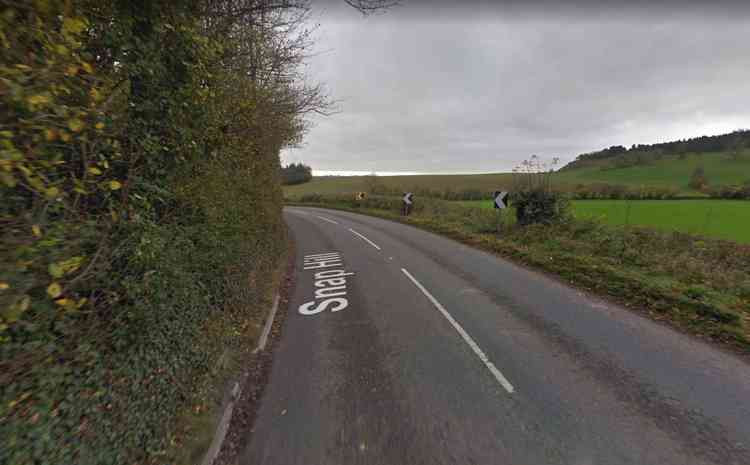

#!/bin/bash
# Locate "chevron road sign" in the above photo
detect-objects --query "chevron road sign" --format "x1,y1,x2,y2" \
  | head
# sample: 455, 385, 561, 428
493, 191, 508, 209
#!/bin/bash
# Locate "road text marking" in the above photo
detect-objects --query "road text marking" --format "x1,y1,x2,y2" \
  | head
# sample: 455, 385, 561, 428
316, 215, 339, 225
348, 228, 381, 250
400, 268, 515, 394
299, 252, 354, 315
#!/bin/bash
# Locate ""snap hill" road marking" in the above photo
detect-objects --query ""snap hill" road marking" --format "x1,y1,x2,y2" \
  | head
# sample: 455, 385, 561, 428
299, 252, 354, 315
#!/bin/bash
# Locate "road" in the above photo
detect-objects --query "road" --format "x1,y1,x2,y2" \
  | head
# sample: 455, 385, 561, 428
240, 206, 750, 465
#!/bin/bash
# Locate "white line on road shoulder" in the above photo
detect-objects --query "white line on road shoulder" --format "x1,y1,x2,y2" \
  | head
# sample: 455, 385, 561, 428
316, 215, 339, 225
400, 268, 515, 394
348, 228, 381, 250
253, 293, 280, 354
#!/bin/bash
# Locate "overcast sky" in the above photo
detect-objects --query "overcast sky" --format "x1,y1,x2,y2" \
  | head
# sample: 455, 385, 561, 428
281, 1, 750, 174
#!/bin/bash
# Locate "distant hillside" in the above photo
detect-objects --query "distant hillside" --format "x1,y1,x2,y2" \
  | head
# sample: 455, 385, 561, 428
555, 129, 750, 194
554, 151, 750, 195
285, 130, 750, 199
562, 129, 750, 171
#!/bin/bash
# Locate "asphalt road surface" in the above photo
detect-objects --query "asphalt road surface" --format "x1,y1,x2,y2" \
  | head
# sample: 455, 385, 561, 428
241, 206, 750, 465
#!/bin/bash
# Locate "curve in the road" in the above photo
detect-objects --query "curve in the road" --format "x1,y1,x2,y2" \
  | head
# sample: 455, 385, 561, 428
240, 206, 750, 465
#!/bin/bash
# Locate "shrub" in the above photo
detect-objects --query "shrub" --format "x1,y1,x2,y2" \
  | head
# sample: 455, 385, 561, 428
513, 189, 570, 225
706, 184, 750, 200
300, 193, 324, 203
571, 183, 678, 200
511, 156, 569, 225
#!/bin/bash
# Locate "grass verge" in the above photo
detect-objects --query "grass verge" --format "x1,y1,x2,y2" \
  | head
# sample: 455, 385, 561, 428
456, 199, 750, 244
289, 195, 750, 355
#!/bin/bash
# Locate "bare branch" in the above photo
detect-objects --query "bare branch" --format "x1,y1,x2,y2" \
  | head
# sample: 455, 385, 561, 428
344, 0, 400, 15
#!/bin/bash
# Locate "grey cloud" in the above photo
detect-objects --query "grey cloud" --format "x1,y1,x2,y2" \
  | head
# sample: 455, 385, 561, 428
283, 1, 750, 173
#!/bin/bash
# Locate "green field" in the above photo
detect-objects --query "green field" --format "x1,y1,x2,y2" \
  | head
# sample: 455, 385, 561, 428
457, 199, 750, 243
284, 153, 750, 199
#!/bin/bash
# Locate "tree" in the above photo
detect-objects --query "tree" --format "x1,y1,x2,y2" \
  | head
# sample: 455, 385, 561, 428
728, 133, 745, 161
281, 162, 313, 185
345, 0, 400, 14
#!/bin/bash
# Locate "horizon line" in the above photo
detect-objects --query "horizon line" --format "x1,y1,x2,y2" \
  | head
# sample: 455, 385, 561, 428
313, 169, 512, 177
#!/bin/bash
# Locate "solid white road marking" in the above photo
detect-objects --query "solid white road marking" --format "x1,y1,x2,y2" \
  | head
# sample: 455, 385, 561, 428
348, 228, 381, 250
316, 215, 339, 225
400, 268, 515, 394
253, 294, 280, 354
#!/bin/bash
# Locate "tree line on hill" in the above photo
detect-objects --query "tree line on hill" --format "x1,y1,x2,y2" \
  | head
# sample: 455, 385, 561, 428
562, 129, 750, 171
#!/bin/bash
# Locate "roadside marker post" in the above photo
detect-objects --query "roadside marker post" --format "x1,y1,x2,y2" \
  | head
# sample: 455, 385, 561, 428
493, 191, 508, 233
402, 192, 414, 216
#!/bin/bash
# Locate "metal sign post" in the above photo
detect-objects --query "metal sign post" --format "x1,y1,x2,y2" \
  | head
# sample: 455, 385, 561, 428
402, 192, 414, 216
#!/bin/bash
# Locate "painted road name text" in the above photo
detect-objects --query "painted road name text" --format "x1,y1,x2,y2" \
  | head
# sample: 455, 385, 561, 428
299, 252, 354, 315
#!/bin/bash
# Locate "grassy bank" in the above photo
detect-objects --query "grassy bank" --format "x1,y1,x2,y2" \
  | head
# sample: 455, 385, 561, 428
290, 195, 750, 354
456, 199, 750, 244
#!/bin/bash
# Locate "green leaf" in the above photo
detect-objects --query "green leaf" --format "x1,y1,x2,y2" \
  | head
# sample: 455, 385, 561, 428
68, 119, 84, 133
62, 18, 87, 35
49, 263, 64, 278
0, 172, 16, 187
2, 296, 30, 323
47, 282, 62, 299
27, 94, 51, 106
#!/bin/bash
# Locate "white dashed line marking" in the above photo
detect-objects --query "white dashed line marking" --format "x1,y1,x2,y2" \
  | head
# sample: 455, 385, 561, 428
348, 228, 381, 250
401, 268, 515, 394
316, 215, 339, 225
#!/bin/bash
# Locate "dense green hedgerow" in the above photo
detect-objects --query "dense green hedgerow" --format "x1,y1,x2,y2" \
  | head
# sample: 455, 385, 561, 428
0, 1, 303, 463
